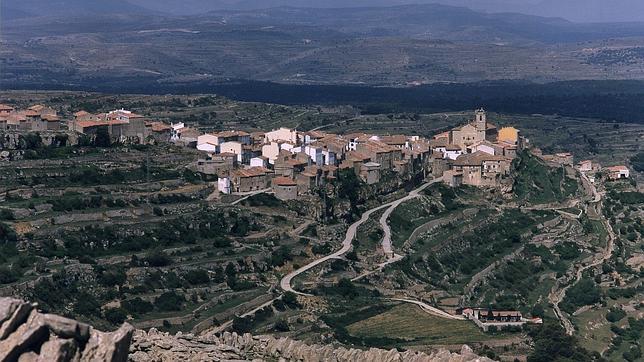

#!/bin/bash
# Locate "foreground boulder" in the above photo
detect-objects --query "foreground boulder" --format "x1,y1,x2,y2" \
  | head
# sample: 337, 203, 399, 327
1, 298, 491, 361
130, 329, 494, 362
0, 297, 133, 362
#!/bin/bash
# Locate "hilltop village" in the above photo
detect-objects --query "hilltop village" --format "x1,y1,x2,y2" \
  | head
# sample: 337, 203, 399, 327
0, 95, 642, 362
2, 98, 633, 193
1, 104, 631, 201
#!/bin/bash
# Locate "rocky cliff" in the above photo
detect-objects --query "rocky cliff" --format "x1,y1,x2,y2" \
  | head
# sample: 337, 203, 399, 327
1, 297, 492, 362
0, 297, 133, 362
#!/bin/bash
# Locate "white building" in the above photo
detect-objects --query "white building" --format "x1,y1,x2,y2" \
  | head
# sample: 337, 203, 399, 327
170, 122, 185, 142
218, 177, 231, 194
197, 134, 220, 153
250, 156, 268, 168
265, 127, 298, 144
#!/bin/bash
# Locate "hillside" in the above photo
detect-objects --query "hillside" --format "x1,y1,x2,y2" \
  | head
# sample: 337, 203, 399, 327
4, 5, 644, 89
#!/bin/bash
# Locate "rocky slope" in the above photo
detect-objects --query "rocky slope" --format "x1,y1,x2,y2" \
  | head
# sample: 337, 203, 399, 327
0, 297, 133, 362
1, 297, 492, 362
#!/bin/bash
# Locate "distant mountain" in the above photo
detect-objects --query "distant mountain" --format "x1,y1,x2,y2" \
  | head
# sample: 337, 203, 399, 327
127, 0, 644, 23
1, 0, 152, 20
203, 4, 644, 44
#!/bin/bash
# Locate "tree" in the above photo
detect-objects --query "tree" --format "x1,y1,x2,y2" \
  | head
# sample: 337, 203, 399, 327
104, 308, 127, 325
184, 269, 210, 285
154, 291, 184, 312
273, 319, 289, 332
282, 292, 300, 309
231, 316, 253, 334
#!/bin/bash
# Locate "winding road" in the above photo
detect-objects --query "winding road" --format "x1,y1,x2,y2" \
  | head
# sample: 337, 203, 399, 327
280, 178, 442, 296
549, 170, 615, 335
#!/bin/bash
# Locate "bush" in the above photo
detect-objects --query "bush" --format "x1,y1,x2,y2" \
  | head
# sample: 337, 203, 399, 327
0, 267, 19, 284
282, 292, 300, 309
0, 209, 15, 221
104, 308, 127, 325
274, 319, 290, 332
606, 307, 627, 323
184, 269, 210, 285
231, 315, 253, 334
122, 298, 153, 316
154, 291, 184, 312
144, 251, 172, 267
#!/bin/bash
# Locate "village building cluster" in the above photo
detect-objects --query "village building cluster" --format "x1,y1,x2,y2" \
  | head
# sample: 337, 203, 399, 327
429, 109, 522, 188
0, 104, 61, 132
0, 104, 633, 199
188, 125, 434, 200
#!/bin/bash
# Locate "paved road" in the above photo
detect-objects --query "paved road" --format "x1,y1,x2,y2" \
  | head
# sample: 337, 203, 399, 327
390, 298, 465, 320
280, 178, 441, 295
230, 188, 273, 205
549, 171, 615, 335
379, 178, 443, 258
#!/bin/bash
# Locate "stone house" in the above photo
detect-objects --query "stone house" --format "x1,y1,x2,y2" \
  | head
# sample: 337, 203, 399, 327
230, 167, 272, 193
452, 151, 510, 187
360, 162, 381, 184
606, 166, 630, 180
273, 177, 299, 200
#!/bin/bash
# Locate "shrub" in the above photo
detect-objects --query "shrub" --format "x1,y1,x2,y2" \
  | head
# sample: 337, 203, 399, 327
606, 307, 627, 323
184, 269, 210, 285
274, 319, 290, 332
154, 291, 184, 312
282, 292, 300, 309
104, 308, 127, 325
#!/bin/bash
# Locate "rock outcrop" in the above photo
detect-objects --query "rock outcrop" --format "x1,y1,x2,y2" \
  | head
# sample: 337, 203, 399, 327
0, 297, 133, 362
130, 329, 493, 362
1, 298, 492, 362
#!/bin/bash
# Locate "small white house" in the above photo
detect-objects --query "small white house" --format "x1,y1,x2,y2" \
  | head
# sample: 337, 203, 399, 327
265, 127, 298, 144
250, 157, 268, 168
170, 122, 185, 142
218, 177, 231, 194
197, 134, 220, 153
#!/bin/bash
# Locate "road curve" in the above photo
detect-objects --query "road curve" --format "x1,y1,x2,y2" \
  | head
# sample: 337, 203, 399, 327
549, 171, 615, 335
379, 178, 443, 257
390, 298, 465, 320
280, 178, 440, 295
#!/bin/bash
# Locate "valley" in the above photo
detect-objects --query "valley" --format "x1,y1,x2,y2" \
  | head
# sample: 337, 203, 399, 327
0, 91, 641, 361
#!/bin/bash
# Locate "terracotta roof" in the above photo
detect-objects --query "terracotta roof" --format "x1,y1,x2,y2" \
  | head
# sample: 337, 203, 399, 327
287, 159, 308, 166
73, 111, 91, 117
232, 167, 269, 178
75, 120, 128, 129
433, 131, 449, 139
0, 104, 14, 111
273, 176, 297, 186
346, 151, 371, 162
606, 165, 628, 172
216, 130, 250, 138
42, 115, 60, 122
379, 135, 407, 145
24, 110, 39, 117
148, 122, 171, 132
445, 144, 462, 151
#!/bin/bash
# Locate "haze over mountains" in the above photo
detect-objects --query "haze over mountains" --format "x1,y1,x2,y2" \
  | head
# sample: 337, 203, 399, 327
3, 0, 644, 91
4, 0, 644, 23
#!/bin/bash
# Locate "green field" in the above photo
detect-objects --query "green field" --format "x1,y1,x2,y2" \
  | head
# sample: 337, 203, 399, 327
346, 304, 502, 346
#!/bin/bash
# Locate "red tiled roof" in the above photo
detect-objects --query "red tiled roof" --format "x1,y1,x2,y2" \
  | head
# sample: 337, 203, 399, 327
232, 167, 269, 178
216, 130, 250, 138
273, 176, 297, 186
